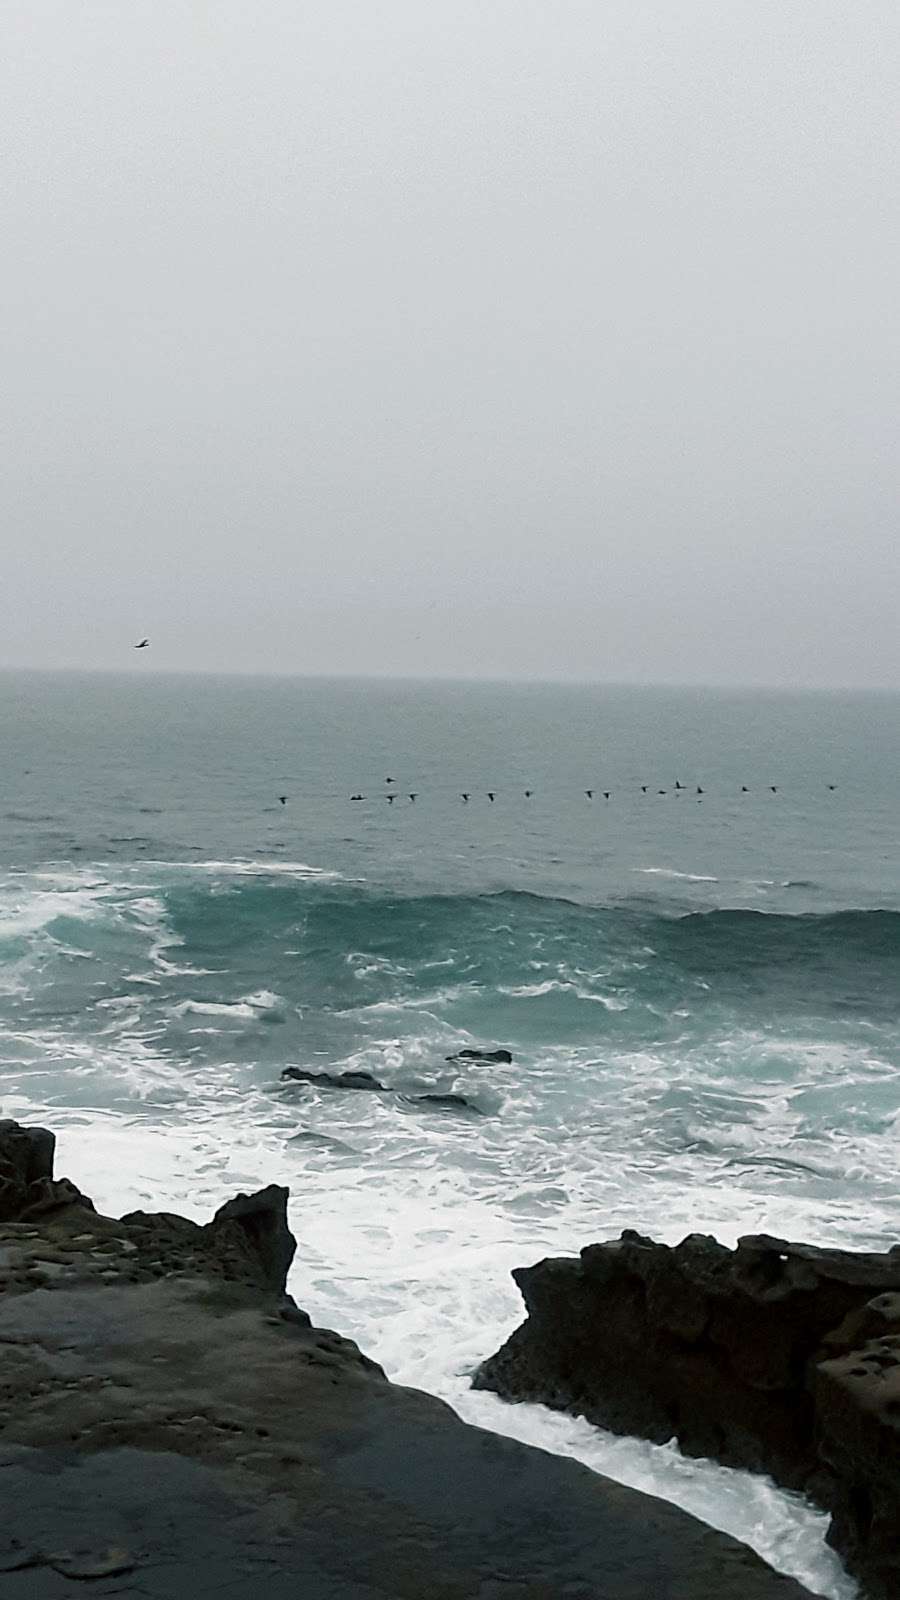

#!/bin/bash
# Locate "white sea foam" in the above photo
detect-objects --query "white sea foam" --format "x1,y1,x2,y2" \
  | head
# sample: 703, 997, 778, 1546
242, 989, 283, 1009
167, 859, 347, 880
498, 979, 628, 1008
155, 957, 221, 976
1, 855, 889, 1599
6, 1039, 870, 1600
173, 1000, 257, 1019
347, 985, 476, 1015
173, 989, 284, 1021
636, 867, 719, 882
0, 882, 114, 941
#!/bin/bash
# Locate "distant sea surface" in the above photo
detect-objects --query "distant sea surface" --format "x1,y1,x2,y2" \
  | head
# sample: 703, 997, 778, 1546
2, 670, 898, 1598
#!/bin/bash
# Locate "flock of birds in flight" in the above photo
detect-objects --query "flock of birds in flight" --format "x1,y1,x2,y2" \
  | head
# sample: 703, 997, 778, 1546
131, 647, 839, 808
275, 779, 839, 805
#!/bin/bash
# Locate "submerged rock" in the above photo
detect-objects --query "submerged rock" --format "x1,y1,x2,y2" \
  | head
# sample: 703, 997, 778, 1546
475, 1227, 900, 1599
407, 1092, 481, 1113
280, 1070, 482, 1115
0, 1122, 811, 1599
281, 1067, 386, 1091
446, 1046, 513, 1064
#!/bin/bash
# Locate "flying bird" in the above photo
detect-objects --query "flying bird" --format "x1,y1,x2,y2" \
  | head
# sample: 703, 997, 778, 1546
487, 792, 495, 802
585, 790, 594, 799
386, 794, 396, 804
134, 639, 150, 649
461, 793, 470, 802
278, 796, 288, 805
408, 793, 417, 802
741, 786, 749, 793
640, 785, 648, 793
770, 785, 778, 793
674, 781, 684, 790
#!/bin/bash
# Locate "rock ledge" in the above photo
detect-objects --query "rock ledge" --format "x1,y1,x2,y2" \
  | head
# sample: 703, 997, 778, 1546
476, 1228, 900, 1599
0, 1124, 812, 1598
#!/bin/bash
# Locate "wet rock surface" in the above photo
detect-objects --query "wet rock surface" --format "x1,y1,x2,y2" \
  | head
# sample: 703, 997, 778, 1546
281, 1067, 388, 1091
446, 1047, 512, 1064
280, 1068, 481, 1114
476, 1228, 900, 1599
0, 1123, 812, 1599
0, 1120, 92, 1223
403, 1091, 481, 1112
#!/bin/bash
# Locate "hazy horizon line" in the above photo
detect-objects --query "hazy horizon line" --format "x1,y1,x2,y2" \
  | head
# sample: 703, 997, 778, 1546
1, 664, 898, 696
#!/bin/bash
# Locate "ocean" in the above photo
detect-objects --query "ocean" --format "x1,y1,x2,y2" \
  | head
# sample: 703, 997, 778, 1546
2, 670, 899, 1597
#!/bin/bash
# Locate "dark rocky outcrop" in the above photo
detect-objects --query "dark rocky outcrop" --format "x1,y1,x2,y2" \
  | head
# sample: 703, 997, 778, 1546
281, 1066, 387, 1091
281, 1068, 481, 1114
210, 1185, 297, 1294
475, 1228, 900, 1598
815, 1301, 900, 1597
0, 1122, 811, 1599
0, 1119, 93, 1222
407, 1092, 481, 1112
446, 1046, 513, 1064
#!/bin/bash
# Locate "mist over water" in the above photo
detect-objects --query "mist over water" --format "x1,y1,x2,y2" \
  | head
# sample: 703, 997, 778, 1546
2, 672, 899, 1598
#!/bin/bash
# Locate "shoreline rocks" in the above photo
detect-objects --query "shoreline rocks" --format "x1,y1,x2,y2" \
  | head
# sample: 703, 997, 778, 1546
0, 1121, 811, 1599
445, 1047, 513, 1064
475, 1228, 900, 1599
280, 1066, 481, 1112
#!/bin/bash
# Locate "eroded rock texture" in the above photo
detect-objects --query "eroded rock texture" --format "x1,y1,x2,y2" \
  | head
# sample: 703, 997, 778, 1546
476, 1228, 900, 1598
0, 1122, 811, 1599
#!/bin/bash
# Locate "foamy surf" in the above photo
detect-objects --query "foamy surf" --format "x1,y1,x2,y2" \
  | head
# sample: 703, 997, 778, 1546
16, 1102, 855, 1600
2, 833, 898, 1597
175, 859, 349, 880
636, 867, 720, 882
172, 989, 285, 1021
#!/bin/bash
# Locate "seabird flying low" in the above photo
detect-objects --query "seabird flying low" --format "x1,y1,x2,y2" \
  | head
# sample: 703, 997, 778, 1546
487, 792, 495, 802
278, 796, 288, 805
741, 786, 749, 793
408, 793, 417, 802
386, 794, 396, 804
585, 790, 594, 799
461, 793, 470, 802
675, 781, 684, 790
134, 639, 150, 649
640, 785, 648, 793
770, 786, 778, 793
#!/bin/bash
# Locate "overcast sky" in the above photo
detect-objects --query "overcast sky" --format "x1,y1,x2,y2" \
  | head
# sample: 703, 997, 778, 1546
2, 2, 898, 686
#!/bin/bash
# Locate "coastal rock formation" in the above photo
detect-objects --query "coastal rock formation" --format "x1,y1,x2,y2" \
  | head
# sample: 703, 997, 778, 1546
0, 1119, 92, 1222
281, 1066, 387, 1090
281, 1067, 481, 1113
446, 1046, 513, 1064
405, 1091, 481, 1112
0, 1122, 811, 1600
475, 1228, 900, 1599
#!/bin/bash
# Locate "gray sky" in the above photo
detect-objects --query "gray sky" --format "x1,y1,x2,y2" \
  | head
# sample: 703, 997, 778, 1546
2, 1, 898, 686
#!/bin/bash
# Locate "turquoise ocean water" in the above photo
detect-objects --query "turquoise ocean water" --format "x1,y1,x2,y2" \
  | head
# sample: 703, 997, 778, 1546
2, 671, 898, 1595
